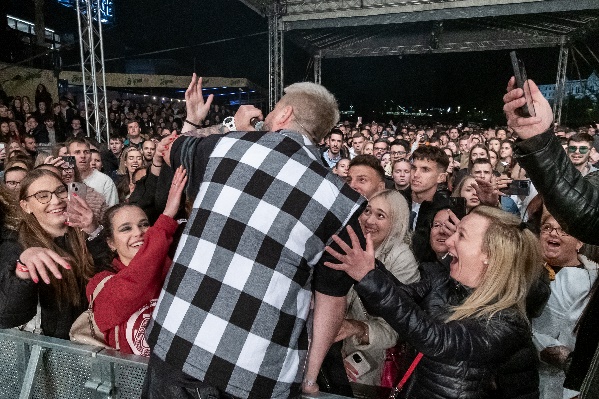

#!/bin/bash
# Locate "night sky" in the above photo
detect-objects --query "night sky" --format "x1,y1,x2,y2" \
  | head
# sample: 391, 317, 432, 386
8, 0, 599, 122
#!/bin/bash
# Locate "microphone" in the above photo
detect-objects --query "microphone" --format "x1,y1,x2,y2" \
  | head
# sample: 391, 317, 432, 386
250, 117, 264, 131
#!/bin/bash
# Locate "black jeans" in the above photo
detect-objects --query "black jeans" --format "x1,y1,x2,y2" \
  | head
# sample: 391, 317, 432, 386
141, 355, 239, 399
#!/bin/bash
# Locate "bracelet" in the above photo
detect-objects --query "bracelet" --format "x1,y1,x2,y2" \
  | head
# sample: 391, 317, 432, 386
16, 259, 29, 273
152, 163, 162, 168
303, 379, 317, 387
87, 224, 104, 241
184, 119, 202, 129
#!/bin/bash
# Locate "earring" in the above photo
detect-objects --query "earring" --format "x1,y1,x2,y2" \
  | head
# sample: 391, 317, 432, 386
483, 260, 489, 265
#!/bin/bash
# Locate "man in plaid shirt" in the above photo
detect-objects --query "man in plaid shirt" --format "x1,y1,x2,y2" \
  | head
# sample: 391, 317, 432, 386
142, 75, 367, 399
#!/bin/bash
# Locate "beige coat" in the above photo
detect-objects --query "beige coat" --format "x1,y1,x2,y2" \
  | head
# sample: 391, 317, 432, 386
342, 242, 420, 391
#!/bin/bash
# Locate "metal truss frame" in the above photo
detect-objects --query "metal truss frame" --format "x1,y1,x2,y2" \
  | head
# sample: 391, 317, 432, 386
268, 2, 285, 110
246, 0, 599, 118
313, 51, 322, 84
553, 38, 569, 126
76, 0, 110, 143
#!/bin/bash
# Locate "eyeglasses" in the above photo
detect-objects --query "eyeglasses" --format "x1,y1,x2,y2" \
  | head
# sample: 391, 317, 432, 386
567, 146, 590, 154
391, 151, 407, 156
540, 224, 569, 237
374, 146, 387, 152
25, 185, 68, 204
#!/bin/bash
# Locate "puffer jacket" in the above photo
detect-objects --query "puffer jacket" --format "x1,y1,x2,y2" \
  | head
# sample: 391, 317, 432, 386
515, 130, 599, 394
355, 265, 535, 399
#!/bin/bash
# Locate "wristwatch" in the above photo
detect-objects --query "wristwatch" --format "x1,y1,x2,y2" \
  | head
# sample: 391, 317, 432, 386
223, 116, 236, 131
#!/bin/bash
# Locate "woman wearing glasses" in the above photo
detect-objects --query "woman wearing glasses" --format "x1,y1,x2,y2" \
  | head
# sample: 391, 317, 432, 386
0, 169, 106, 339
533, 209, 598, 399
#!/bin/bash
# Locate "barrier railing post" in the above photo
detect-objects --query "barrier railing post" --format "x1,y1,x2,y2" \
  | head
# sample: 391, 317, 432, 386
19, 344, 44, 399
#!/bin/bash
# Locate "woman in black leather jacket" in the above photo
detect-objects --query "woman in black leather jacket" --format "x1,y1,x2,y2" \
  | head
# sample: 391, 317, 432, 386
324, 206, 542, 398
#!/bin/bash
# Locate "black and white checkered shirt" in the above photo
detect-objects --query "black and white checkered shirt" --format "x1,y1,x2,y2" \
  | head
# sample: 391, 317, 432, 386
147, 130, 365, 398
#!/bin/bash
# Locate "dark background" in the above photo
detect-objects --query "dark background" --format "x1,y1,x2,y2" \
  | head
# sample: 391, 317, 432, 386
5, 0, 599, 124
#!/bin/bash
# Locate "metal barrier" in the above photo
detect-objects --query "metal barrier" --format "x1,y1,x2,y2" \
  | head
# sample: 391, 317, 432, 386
0, 329, 348, 399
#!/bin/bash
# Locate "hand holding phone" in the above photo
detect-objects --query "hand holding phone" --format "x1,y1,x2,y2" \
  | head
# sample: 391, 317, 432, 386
510, 51, 536, 118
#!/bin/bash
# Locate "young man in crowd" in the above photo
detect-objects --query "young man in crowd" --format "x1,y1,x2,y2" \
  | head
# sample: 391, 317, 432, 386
409, 146, 449, 230
68, 137, 118, 206
567, 132, 597, 176
23, 135, 38, 159
142, 139, 157, 164
392, 159, 411, 193
349, 133, 365, 159
346, 154, 386, 200
124, 120, 144, 148
390, 139, 410, 163
2, 166, 27, 194
470, 158, 519, 216
26, 115, 48, 144
373, 138, 388, 160
102, 135, 124, 177
144, 74, 365, 399
321, 129, 344, 167
66, 117, 86, 140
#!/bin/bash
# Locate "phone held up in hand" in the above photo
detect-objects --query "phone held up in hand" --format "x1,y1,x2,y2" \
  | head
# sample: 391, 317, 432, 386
510, 51, 536, 118
449, 197, 467, 220
500, 180, 531, 196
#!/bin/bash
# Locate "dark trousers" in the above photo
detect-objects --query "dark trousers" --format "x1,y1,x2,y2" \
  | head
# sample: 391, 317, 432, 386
141, 355, 239, 399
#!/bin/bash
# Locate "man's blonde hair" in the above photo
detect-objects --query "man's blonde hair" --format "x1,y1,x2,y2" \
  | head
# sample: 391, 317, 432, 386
448, 206, 542, 321
280, 82, 339, 142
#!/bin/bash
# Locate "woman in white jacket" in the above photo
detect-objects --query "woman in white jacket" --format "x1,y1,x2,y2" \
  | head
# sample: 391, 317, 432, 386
533, 212, 599, 399
336, 189, 420, 398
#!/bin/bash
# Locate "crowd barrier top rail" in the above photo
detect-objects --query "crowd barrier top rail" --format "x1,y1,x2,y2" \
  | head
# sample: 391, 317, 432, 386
0, 329, 349, 399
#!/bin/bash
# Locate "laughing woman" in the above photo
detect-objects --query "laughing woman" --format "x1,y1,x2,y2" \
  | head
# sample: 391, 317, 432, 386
324, 206, 542, 398
0, 169, 106, 338
86, 167, 186, 355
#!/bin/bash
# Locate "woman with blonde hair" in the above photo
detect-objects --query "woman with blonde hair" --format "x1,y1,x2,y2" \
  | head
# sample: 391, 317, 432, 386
323, 206, 542, 398
336, 190, 419, 397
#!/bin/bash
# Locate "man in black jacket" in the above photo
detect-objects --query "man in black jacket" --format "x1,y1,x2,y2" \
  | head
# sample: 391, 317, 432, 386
503, 76, 599, 397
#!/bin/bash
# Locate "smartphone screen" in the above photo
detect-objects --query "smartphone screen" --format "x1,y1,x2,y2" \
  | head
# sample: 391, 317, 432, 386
510, 51, 536, 118
62, 156, 76, 169
500, 180, 531, 196
449, 197, 467, 220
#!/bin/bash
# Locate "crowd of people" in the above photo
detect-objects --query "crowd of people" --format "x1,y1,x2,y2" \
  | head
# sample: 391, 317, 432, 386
0, 74, 598, 399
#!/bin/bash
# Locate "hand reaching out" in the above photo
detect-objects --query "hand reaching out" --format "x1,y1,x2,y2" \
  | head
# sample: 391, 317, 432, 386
185, 74, 214, 125
503, 77, 553, 140
324, 226, 375, 282
163, 166, 187, 218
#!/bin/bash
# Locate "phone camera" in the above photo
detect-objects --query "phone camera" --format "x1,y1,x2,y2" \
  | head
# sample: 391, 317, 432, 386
352, 354, 362, 363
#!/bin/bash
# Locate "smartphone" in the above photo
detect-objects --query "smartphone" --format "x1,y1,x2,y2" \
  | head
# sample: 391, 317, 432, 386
61, 156, 76, 169
510, 51, 536, 117
344, 351, 372, 379
500, 179, 531, 196
357, 116, 362, 124
0, 143, 5, 151
449, 197, 467, 220
68, 182, 87, 200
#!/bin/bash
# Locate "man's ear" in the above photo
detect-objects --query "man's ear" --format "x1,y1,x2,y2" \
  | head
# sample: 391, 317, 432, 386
437, 171, 448, 184
277, 105, 294, 126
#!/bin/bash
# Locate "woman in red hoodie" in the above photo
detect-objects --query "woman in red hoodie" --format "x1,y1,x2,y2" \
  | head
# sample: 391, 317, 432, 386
86, 166, 187, 355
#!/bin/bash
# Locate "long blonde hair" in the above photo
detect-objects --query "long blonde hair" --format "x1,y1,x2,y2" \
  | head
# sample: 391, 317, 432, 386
448, 206, 542, 321
116, 146, 144, 177
18, 169, 95, 307
368, 190, 410, 262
